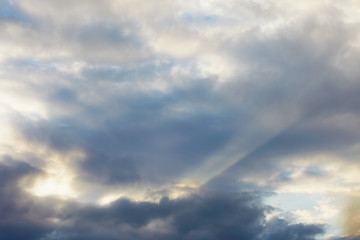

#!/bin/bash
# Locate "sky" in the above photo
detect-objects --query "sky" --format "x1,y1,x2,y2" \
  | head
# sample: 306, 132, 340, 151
1, 0, 360, 239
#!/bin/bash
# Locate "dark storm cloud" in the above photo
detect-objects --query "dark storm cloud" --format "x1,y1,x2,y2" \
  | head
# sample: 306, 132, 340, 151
0, 159, 325, 240
59, 191, 266, 240
57, 192, 324, 240
0, 160, 52, 240
14, 190, 326, 240
0, 159, 37, 218
261, 218, 324, 240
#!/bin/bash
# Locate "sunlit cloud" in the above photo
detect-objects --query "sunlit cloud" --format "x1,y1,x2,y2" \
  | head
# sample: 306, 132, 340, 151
1, 0, 360, 239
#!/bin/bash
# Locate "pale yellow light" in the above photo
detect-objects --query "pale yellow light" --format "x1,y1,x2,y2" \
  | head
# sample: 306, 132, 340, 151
27, 150, 85, 199
0, 82, 48, 120
30, 173, 77, 198
99, 193, 125, 205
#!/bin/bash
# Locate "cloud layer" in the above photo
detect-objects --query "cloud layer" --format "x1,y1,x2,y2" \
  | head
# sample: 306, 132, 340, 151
1, 0, 360, 239
0, 160, 325, 240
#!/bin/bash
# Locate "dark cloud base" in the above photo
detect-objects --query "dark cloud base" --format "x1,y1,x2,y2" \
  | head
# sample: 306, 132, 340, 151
0, 159, 326, 240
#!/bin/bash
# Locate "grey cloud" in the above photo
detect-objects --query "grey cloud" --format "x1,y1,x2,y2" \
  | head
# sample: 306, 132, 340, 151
219, 9, 353, 115
203, 10, 360, 191
304, 165, 327, 177
79, 60, 172, 83
33, 190, 325, 240
0, 1, 150, 64
2, 1, 360, 239
11, 9, 360, 193
17, 99, 234, 185
206, 115, 360, 191
0, 159, 326, 240
0, 160, 52, 240
63, 22, 149, 64
81, 152, 139, 184
11, 64, 235, 185
261, 218, 324, 240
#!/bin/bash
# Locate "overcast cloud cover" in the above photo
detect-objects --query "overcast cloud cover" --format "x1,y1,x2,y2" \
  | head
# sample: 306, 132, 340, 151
1, 0, 360, 239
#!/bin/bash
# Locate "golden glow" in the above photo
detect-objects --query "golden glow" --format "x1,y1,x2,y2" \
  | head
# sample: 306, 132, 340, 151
99, 193, 125, 205
0, 81, 48, 120
2, 135, 87, 199
30, 173, 76, 198
342, 194, 360, 236
97, 183, 199, 206
167, 183, 198, 199
27, 149, 85, 199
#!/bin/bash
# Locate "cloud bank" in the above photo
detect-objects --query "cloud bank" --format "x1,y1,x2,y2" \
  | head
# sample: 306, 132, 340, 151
0, 160, 325, 240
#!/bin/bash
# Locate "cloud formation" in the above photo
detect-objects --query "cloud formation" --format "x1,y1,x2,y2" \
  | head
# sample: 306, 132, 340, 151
1, 0, 360, 239
0, 159, 324, 240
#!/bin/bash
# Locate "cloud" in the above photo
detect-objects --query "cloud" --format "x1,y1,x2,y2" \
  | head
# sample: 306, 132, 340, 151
0, 0, 30, 23
0, 161, 325, 240
1, 0, 360, 239
0, 160, 52, 240
341, 195, 360, 237
261, 218, 324, 240
330, 237, 360, 240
